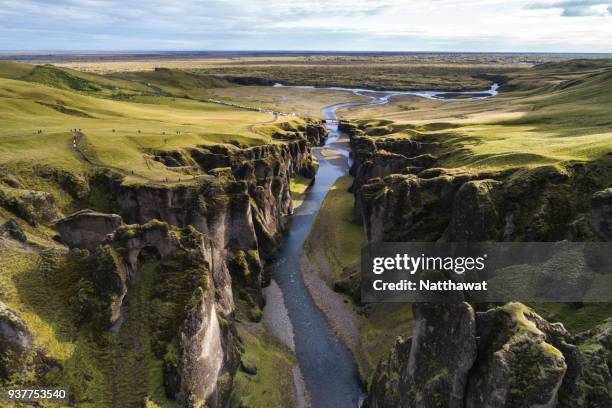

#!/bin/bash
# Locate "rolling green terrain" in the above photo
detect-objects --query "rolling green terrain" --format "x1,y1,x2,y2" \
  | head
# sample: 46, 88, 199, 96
343, 59, 612, 172
2, 55, 612, 407
302, 58, 612, 382
0, 61, 315, 187
54, 54, 554, 92
0, 60, 320, 408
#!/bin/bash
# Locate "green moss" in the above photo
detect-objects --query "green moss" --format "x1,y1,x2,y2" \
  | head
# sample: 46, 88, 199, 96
530, 303, 612, 333
502, 302, 542, 335
231, 325, 297, 408
289, 174, 313, 205
304, 176, 364, 283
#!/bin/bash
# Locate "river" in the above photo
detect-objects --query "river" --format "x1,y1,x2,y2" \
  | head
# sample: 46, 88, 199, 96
269, 85, 498, 407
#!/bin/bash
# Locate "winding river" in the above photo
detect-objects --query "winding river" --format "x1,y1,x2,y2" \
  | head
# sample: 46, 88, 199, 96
269, 85, 499, 407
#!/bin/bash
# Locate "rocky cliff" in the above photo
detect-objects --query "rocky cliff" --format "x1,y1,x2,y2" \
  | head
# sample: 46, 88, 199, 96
366, 303, 612, 408
344, 121, 612, 243
0, 121, 327, 407
26, 124, 327, 407
58, 218, 239, 407
343, 120, 612, 407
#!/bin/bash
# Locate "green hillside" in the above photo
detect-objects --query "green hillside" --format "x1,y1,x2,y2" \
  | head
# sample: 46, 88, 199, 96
0, 62, 299, 186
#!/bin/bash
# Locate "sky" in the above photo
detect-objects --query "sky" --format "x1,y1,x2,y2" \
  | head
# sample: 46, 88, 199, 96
0, 0, 611, 52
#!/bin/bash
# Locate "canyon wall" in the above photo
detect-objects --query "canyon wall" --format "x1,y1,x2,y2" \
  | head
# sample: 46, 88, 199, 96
0, 121, 328, 408
341, 120, 612, 408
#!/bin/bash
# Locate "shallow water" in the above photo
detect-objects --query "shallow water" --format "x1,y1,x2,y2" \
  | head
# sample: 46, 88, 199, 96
270, 102, 362, 408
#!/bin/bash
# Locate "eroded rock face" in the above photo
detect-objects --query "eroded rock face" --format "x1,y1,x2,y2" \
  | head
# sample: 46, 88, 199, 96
558, 319, 612, 407
590, 188, 612, 240
176, 287, 239, 408
90, 244, 128, 327
347, 121, 612, 407
305, 123, 329, 146
0, 219, 26, 242
349, 133, 438, 199
366, 303, 612, 408
70, 219, 238, 408
0, 187, 59, 226
35, 124, 327, 406
115, 139, 314, 260
351, 130, 611, 243
367, 337, 412, 408
0, 301, 33, 381
365, 302, 477, 408
56, 209, 124, 250
465, 304, 567, 408
443, 180, 501, 241
358, 173, 460, 242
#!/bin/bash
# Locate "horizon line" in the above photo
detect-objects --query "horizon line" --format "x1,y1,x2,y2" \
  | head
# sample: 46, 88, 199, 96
1, 50, 612, 55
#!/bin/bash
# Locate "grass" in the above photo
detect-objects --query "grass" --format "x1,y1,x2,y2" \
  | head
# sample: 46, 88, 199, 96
231, 325, 297, 408
0, 244, 178, 408
344, 59, 612, 172
359, 304, 414, 377
304, 176, 364, 283
530, 303, 612, 334
51, 54, 548, 91
289, 174, 312, 206
0, 62, 305, 184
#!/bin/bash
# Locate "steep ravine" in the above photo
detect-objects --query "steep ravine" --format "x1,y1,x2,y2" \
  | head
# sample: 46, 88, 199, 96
338, 119, 612, 407
15, 121, 331, 408
267, 105, 364, 408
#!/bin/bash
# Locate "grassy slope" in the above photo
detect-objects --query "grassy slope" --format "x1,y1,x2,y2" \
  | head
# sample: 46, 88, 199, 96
0, 61, 300, 185
304, 176, 364, 283
231, 326, 298, 408
343, 59, 612, 172
0, 60, 320, 407
53, 54, 544, 91
289, 174, 313, 206
0, 244, 181, 408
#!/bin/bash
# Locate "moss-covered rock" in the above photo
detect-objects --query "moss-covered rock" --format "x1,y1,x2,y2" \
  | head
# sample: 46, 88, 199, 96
0, 301, 33, 382
55, 209, 123, 250
0, 218, 27, 242
590, 188, 612, 240
0, 185, 59, 226
466, 303, 567, 408
443, 179, 501, 241
365, 302, 477, 408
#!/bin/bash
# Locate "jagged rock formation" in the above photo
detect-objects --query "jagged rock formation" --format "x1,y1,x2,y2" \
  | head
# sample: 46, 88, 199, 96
0, 219, 26, 242
56, 209, 123, 250
61, 218, 239, 407
366, 303, 612, 408
113, 138, 321, 258
0, 301, 33, 381
368, 303, 476, 408
590, 188, 612, 240
0, 186, 59, 226
346, 120, 612, 407
36, 123, 328, 407
345, 120, 612, 243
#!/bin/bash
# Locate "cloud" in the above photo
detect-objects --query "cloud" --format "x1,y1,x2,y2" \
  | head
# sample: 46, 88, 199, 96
526, 0, 612, 16
0, 0, 611, 51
